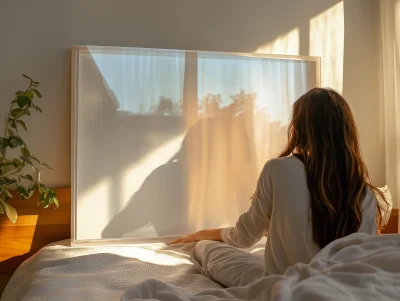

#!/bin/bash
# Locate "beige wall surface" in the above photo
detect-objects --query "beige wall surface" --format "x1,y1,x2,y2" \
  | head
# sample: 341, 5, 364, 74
0, 0, 384, 188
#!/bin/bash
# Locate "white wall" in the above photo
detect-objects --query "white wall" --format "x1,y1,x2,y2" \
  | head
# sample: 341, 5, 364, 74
0, 0, 385, 187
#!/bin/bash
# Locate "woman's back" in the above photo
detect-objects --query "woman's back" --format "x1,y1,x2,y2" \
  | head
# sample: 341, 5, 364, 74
263, 156, 377, 275
173, 88, 387, 276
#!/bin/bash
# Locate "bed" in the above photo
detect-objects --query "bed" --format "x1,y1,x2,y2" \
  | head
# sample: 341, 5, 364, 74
122, 233, 400, 301
0, 238, 266, 301
2, 234, 400, 301
1, 188, 399, 301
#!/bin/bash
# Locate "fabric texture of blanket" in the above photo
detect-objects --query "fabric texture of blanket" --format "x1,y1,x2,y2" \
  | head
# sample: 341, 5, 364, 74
121, 233, 400, 301
1, 240, 225, 301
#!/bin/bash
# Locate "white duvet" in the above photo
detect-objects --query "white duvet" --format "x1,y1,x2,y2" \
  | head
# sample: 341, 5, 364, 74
1, 238, 265, 301
122, 233, 400, 301
1, 240, 222, 301
2, 234, 400, 301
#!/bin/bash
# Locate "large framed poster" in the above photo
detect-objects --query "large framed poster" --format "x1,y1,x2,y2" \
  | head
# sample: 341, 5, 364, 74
71, 45, 320, 245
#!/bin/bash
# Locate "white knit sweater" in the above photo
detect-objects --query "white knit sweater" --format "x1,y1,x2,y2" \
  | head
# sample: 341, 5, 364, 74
221, 156, 377, 275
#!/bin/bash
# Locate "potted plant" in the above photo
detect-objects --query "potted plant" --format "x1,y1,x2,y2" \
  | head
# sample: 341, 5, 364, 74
0, 75, 58, 223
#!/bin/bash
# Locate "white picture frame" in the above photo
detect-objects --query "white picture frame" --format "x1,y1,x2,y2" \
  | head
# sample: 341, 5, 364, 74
71, 45, 321, 246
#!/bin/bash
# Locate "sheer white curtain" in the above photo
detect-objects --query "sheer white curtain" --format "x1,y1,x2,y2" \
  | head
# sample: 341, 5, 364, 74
89, 49, 185, 114
381, 0, 400, 211
189, 55, 310, 229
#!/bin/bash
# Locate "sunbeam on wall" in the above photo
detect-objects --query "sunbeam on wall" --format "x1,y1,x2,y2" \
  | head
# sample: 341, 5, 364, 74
309, 1, 344, 92
78, 179, 110, 239
396, 0, 400, 74
255, 28, 300, 56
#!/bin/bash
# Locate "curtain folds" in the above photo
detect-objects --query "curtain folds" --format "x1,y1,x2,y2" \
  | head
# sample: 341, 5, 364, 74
381, 0, 400, 212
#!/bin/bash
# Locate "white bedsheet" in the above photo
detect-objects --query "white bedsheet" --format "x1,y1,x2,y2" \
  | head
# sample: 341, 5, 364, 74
3, 234, 400, 301
1, 239, 227, 301
122, 233, 400, 301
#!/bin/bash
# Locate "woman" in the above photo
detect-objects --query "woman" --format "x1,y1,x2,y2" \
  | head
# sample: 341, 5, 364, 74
170, 88, 388, 276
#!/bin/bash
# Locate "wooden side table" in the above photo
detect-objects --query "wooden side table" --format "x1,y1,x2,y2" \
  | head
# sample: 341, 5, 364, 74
0, 188, 71, 297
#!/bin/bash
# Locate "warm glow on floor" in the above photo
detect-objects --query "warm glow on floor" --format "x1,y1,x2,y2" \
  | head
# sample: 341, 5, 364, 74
255, 28, 300, 56
309, 1, 344, 92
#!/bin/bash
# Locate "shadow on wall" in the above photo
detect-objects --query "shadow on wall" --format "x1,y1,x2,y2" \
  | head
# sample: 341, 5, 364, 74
101, 110, 247, 238
101, 104, 288, 239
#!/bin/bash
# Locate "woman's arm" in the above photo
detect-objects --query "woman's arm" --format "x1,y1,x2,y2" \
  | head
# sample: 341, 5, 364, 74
220, 162, 273, 248
169, 229, 223, 244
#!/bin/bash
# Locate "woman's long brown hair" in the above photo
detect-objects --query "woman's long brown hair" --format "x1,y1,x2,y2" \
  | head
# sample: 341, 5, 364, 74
279, 88, 388, 248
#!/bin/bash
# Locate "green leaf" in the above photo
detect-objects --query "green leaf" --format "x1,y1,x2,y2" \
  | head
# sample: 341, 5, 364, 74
0, 138, 9, 148
5, 177, 14, 184
41, 163, 53, 170
53, 197, 59, 208
38, 193, 45, 204
27, 189, 34, 199
9, 136, 23, 148
1, 187, 13, 198
0, 147, 6, 157
0, 200, 17, 223
1, 160, 14, 168
6, 128, 14, 136
11, 108, 24, 117
21, 147, 30, 157
6, 159, 16, 168
17, 120, 27, 131
20, 156, 32, 164
22, 74, 32, 81
17, 95, 30, 108
2, 167, 21, 177
25, 174, 33, 181
15, 91, 25, 97
31, 156, 40, 164
40, 184, 46, 194
32, 105, 42, 113
31, 183, 38, 191
25, 109, 31, 116
26, 91, 34, 100
12, 158, 23, 167
31, 89, 42, 98
17, 186, 29, 198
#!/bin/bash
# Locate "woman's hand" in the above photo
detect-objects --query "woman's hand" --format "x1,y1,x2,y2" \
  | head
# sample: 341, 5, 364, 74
169, 232, 200, 244
169, 229, 223, 245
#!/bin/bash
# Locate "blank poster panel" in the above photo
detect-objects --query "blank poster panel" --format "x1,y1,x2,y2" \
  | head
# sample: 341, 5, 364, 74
71, 46, 320, 245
